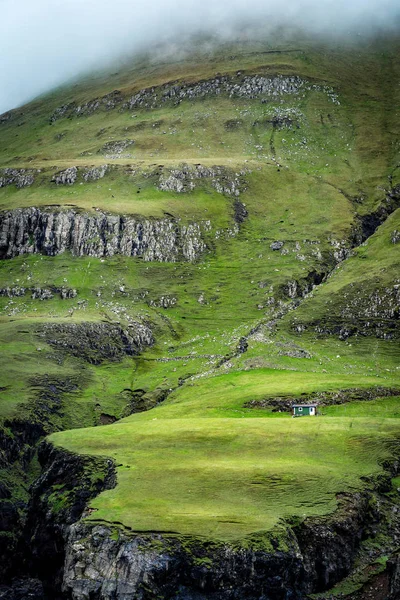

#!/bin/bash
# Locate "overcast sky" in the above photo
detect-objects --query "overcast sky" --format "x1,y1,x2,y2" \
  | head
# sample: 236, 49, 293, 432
1, 0, 400, 115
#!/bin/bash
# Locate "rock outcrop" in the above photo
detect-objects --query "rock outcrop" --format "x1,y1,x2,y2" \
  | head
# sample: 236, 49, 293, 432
82, 165, 108, 182
0, 376, 81, 584
22, 442, 117, 598
98, 140, 134, 156
0, 286, 77, 299
0, 208, 209, 262
50, 90, 123, 123
246, 386, 400, 412
49, 74, 339, 122
158, 164, 245, 197
39, 320, 154, 364
52, 167, 78, 185
0, 169, 35, 189
293, 282, 400, 340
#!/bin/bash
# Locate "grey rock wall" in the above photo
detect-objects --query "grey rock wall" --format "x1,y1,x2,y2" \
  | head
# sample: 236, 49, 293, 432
0, 208, 209, 262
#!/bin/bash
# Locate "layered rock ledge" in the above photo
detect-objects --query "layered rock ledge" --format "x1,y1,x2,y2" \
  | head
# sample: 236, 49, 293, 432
0, 208, 210, 262
49, 74, 339, 123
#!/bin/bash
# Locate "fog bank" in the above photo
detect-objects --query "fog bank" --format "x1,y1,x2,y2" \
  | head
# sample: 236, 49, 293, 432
1, 0, 399, 114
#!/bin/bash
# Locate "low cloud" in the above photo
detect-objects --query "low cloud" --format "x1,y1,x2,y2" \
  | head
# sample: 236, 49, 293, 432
1, 0, 399, 114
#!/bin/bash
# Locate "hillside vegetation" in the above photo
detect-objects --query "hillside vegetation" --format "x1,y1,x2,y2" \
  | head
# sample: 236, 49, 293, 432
1, 32, 400, 597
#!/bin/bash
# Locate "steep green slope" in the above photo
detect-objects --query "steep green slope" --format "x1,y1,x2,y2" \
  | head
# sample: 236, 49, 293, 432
1, 33, 400, 596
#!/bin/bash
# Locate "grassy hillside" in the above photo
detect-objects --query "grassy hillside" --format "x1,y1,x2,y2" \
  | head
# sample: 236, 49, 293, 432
1, 32, 400, 592
51, 368, 400, 539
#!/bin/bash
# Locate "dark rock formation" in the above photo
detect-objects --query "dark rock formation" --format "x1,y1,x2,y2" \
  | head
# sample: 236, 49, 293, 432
233, 201, 248, 225
246, 386, 400, 412
281, 270, 326, 300
22, 442, 116, 599
38, 320, 154, 364
121, 387, 170, 415
0, 578, 44, 600
270, 241, 284, 250
0, 112, 13, 125
355, 185, 400, 242
62, 522, 304, 600
0, 208, 209, 262
0, 376, 81, 583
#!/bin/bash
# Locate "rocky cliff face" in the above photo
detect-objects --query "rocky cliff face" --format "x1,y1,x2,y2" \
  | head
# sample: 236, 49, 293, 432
0, 318, 154, 588
62, 522, 304, 600
61, 493, 376, 600
0, 208, 209, 262
22, 442, 117, 599
13, 441, 399, 600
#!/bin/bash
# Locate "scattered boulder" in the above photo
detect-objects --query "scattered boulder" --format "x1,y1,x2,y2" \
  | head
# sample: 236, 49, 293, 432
270, 241, 284, 250
197, 292, 207, 304
391, 230, 400, 244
